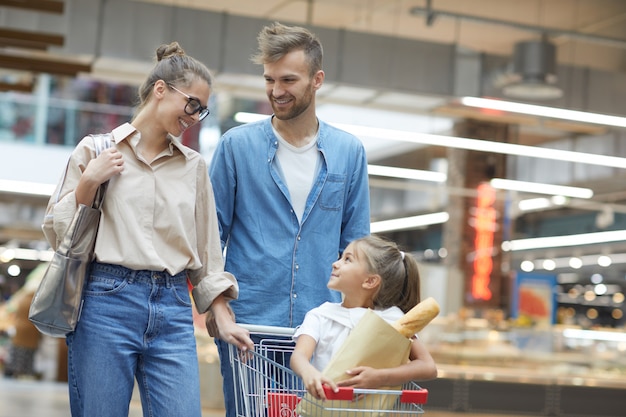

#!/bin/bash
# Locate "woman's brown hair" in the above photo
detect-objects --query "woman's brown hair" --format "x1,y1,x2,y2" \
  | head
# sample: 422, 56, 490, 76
137, 41, 213, 110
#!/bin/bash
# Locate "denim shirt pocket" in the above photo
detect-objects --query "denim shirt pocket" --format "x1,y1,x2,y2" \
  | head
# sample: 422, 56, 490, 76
320, 173, 346, 211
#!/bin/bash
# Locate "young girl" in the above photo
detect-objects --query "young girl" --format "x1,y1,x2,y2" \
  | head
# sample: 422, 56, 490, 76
290, 235, 437, 400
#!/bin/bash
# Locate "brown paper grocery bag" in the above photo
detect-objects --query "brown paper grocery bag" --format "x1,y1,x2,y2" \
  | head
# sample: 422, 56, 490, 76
296, 309, 411, 417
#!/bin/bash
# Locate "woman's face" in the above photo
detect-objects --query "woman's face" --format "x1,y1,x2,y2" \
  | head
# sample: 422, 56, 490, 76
162, 79, 211, 137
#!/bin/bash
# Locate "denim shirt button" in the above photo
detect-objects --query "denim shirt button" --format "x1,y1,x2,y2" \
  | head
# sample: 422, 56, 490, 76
295, 264, 299, 270
297, 235, 301, 241
293, 294, 297, 298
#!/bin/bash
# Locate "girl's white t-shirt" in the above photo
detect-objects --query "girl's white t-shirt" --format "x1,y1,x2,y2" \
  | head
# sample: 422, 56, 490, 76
293, 302, 406, 371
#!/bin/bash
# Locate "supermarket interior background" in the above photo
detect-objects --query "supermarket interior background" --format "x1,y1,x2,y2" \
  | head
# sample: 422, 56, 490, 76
1, 1, 626, 416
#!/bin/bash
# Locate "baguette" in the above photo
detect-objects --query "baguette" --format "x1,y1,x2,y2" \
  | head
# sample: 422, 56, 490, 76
391, 297, 440, 338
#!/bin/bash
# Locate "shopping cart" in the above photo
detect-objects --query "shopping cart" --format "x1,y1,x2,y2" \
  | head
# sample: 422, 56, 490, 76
228, 324, 428, 417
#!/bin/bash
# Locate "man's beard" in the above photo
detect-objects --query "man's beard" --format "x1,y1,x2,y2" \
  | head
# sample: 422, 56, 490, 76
271, 83, 314, 121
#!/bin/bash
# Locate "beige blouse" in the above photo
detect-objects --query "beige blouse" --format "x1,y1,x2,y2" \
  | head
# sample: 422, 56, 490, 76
42, 123, 237, 313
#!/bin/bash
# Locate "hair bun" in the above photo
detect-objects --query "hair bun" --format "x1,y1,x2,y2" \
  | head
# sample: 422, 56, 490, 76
156, 41, 186, 62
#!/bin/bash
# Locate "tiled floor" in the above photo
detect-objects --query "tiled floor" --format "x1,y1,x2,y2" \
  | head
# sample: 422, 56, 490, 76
0, 376, 532, 417
0, 377, 225, 417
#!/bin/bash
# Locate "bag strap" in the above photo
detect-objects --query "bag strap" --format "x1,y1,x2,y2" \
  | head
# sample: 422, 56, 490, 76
90, 133, 112, 210
92, 133, 112, 157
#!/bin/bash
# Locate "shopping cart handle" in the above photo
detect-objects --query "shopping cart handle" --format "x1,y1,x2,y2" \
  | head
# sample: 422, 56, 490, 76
237, 323, 295, 336
400, 388, 429, 404
323, 386, 354, 401
322, 386, 429, 404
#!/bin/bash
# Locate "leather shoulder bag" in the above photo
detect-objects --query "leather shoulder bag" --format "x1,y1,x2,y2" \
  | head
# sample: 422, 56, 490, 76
29, 133, 111, 337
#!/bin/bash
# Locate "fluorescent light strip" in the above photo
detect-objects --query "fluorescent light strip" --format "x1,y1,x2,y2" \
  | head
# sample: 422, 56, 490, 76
461, 96, 626, 128
0, 179, 56, 196
331, 123, 626, 169
563, 328, 626, 343
234, 111, 270, 123
0, 247, 53, 262
490, 178, 593, 199
371, 212, 449, 233
518, 197, 552, 211
367, 165, 446, 182
231, 114, 614, 207
518, 196, 568, 212
371, 169, 589, 197
503, 229, 626, 251
233, 112, 626, 169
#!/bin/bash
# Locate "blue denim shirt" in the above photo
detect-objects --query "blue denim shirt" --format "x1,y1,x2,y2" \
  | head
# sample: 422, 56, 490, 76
209, 118, 371, 328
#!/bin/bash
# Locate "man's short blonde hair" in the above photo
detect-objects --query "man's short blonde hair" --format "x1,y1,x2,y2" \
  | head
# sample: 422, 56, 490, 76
251, 22, 323, 77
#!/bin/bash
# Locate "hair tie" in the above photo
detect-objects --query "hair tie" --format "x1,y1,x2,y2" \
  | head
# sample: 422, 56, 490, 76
399, 250, 409, 295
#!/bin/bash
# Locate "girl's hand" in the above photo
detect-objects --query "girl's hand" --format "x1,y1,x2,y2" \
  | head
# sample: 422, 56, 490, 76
300, 368, 338, 400
338, 366, 384, 389
291, 335, 337, 400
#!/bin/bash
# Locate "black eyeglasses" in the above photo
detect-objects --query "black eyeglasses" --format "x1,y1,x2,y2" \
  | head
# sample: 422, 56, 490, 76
168, 84, 210, 121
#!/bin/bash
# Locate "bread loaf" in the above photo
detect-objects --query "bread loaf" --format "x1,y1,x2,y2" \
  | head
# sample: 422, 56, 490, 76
391, 297, 440, 337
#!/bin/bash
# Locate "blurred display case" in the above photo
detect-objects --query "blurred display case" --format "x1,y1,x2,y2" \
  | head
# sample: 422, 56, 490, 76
418, 315, 626, 417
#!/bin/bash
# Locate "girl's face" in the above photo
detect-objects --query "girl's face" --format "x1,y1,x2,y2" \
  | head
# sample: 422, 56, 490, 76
327, 242, 371, 295
161, 79, 211, 137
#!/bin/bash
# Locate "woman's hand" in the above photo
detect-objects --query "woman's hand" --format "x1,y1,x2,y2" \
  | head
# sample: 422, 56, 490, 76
85, 147, 124, 185
75, 147, 124, 207
206, 295, 254, 352
215, 319, 254, 352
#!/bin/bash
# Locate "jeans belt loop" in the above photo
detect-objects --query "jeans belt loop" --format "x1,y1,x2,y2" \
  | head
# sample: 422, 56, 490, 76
128, 270, 136, 284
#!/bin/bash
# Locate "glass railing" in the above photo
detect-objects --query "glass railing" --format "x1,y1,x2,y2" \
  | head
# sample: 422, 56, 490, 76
0, 90, 134, 147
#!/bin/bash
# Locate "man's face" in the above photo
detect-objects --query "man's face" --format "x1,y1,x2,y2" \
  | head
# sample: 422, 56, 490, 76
263, 49, 323, 121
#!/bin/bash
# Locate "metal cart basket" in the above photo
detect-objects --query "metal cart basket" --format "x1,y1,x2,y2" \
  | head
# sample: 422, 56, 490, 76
228, 324, 428, 417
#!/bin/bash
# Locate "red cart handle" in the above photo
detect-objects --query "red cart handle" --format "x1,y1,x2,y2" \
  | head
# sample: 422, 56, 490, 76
400, 388, 428, 404
323, 386, 428, 404
323, 386, 354, 401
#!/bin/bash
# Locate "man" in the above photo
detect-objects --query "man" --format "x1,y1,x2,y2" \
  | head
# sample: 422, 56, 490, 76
208, 22, 371, 416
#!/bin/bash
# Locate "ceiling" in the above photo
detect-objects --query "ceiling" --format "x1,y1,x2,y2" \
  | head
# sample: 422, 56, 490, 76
2, 0, 626, 98
127, 0, 626, 145
2, 1, 626, 118
1, 0, 626, 286
136, 0, 626, 73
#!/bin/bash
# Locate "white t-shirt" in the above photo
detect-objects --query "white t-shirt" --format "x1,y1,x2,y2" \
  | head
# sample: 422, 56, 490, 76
273, 129, 321, 223
293, 302, 406, 371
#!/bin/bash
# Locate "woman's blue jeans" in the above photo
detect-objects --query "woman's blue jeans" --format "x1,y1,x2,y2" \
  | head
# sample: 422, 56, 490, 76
66, 262, 202, 417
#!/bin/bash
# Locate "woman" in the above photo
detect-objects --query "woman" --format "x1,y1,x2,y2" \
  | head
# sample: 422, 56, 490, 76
42, 42, 252, 417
